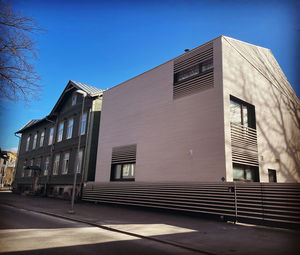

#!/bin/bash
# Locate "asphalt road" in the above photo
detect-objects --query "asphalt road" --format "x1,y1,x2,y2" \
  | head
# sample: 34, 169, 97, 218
0, 204, 200, 255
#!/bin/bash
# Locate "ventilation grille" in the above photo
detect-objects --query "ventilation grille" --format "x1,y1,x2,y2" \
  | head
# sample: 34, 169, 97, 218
173, 43, 214, 99
112, 144, 137, 164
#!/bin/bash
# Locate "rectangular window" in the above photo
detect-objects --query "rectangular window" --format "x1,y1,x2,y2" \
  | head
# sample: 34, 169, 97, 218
110, 144, 137, 182
40, 130, 45, 147
175, 65, 200, 83
53, 154, 60, 175
62, 152, 70, 174
57, 121, 64, 142
26, 135, 31, 151
230, 96, 256, 129
174, 58, 213, 84
72, 94, 77, 106
201, 59, 213, 72
32, 133, 37, 150
66, 118, 73, 139
111, 163, 135, 181
22, 160, 27, 177
233, 164, 259, 182
44, 156, 50, 176
48, 127, 54, 145
28, 159, 34, 177
75, 149, 83, 173
80, 113, 87, 135
36, 157, 41, 167
268, 169, 277, 183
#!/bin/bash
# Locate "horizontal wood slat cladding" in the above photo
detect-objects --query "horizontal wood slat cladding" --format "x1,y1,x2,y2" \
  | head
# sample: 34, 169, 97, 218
111, 144, 137, 164
173, 43, 214, 99
230, 123, 259, 166
83, 182, 300, 228
174, 43, 213, 73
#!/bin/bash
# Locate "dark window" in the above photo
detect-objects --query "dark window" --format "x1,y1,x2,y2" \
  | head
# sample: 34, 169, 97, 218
111, 163, 135, 181
174, 59, 213, 84
59, 188, 64, 195
233, 163, 259, 182
230, 96, 256, 129
268, 169, 277, 183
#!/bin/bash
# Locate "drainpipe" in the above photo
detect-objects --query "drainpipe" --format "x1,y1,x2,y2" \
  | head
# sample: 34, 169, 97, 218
80, 107, 92, 198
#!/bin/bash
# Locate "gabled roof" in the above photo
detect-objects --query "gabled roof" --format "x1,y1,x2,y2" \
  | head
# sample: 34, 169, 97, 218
16, 80, 104, 134
222, 36, 299, 104
18, 119, 41, 132
50, 80, 104, 116
70, 80, 103, 96
15, 117, 52, 134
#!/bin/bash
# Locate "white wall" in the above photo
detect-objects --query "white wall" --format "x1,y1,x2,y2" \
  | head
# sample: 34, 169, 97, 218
222, 36, 300, 183
95, 38, 227, 182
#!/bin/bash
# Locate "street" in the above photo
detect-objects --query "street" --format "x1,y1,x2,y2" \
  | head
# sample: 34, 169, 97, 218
0, 192, 299, 255
0, 204, 199, 255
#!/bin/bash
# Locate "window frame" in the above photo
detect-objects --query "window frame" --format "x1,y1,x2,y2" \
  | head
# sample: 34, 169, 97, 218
26, 135, 31, 151
230, 96, 256, 129
40, 130, 45, 147
174, 58, 213, 84
44, 156, 50, 176
53, 154, 60, 175
233, 163, 259, 182
48, 127, 54, 145
75, 149, 84, 173
32, 133, 37, 150
62, 152, 70, 175
57, 121, 64, 142
80, 112, 87, 135
110, 163, 135, 181
71, 94, 77, 106
268, 169, 277, 183
66, 118, 74, 139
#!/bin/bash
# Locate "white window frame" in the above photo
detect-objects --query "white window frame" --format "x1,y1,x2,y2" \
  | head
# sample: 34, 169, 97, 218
76, 149, 84, 173
80, 112, 87, 135
26, 135, 31, 151
32, 133, 37, 150
48, 127, 54, 145
28, 159, 34, 177
40, 130, 45, 147
66, 118, 73, 139
62, 152, 70, 175
53, 154, 60, 175
57, 121, 64, 142
22, 160, 27, 177
72, 94, 77, 106
44, 156, 50, 176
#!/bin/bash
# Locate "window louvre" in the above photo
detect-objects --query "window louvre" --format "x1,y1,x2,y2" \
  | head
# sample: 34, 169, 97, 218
173, 43, 214, 99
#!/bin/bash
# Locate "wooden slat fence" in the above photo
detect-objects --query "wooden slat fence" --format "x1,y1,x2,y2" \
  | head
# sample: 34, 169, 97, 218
82, 182, 300, 227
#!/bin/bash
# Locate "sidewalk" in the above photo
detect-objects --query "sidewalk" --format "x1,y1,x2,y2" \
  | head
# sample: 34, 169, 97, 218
0, 192, 299, 255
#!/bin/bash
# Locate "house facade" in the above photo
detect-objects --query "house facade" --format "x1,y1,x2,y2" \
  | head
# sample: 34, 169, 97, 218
94, 36, 300, 184
4, 151, 17, 186
14, 80, 103, 198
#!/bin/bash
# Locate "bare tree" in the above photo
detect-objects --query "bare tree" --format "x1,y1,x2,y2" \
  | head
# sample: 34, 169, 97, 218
0, 0, 42, 101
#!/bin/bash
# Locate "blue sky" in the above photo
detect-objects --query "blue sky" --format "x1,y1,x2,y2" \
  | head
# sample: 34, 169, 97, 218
0, 0, 299, 152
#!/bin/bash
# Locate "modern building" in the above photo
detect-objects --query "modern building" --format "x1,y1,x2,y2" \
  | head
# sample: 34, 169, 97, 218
14, 80, 103, 197
94, 36, 300, 184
